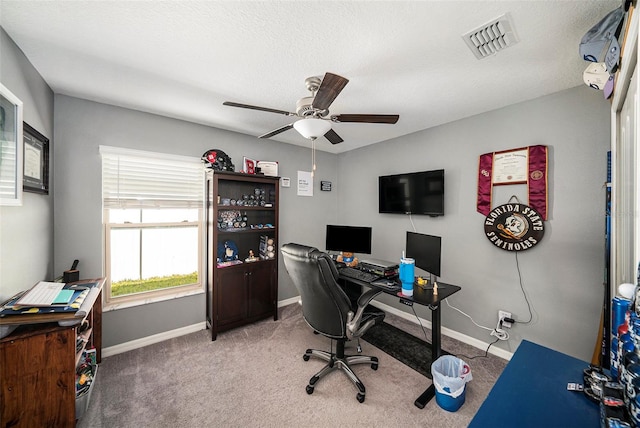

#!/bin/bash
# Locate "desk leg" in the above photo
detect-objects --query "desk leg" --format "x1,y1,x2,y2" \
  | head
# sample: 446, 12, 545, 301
431, 304, 442, 360
414, 384, 436, 409
414, 304, 442, 409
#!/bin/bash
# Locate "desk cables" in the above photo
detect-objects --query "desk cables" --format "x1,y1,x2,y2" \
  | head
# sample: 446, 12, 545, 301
512, 251, 533, 325
444, 299, 507, 339
445, 299, 494, 332
409, 298, 505, 360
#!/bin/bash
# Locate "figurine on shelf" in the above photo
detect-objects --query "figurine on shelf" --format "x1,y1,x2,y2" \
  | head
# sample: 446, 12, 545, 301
217, 240, 239, 262
245, 250, 258, 262
336, 251, 358, 267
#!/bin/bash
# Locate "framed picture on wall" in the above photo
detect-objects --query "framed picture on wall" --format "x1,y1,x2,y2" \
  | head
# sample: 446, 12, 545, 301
0, 83, 24, 206
23, 122, 49, 195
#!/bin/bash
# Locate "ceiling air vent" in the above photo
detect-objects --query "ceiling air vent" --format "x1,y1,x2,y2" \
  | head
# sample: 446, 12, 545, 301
462, 13, 519, 59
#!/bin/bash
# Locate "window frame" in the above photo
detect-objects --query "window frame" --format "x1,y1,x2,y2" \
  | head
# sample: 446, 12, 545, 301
103, 208, 203, 308
610, 13, 639, 292
100, 146, 204, 309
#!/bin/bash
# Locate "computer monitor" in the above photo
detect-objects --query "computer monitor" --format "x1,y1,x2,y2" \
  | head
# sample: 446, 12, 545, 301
325, 225, 372, 255
405, 231, 441, 278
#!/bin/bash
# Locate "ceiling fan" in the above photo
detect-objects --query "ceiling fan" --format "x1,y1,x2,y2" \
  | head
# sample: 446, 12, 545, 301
223, 73, 399, 145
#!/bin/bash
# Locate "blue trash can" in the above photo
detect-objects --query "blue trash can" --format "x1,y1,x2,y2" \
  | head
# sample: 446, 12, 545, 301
431, 355, 472, 412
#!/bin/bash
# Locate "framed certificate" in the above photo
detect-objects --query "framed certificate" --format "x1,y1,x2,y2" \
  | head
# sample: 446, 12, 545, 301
23, 122, 49, 195
491, 148, 528, 185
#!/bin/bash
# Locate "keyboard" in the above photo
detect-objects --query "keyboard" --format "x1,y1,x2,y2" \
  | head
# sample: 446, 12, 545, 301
338, 267, 381, 283
15, 281, 64, 306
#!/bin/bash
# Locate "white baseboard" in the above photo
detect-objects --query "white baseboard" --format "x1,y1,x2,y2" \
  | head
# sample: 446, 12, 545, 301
370, 300, 513, 361
102, 322, 206, 358
278, 296, 300, 307
103, 297, 513, 361
103, 297, 300, 358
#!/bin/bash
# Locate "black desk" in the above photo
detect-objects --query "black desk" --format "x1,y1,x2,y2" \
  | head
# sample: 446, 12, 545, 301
338, 272, 461, 408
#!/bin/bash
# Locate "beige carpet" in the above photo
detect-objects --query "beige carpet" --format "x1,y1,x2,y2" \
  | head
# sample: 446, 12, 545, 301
78, 303, 507, 427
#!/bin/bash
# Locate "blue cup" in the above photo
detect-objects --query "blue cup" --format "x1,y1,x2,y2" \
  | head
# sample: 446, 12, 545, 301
399, 258, 415, 296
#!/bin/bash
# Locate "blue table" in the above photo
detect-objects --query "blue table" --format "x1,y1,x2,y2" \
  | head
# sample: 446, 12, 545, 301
469, 340, 598, 428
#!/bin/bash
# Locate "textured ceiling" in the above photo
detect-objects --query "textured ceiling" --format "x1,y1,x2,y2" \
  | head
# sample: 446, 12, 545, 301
0, 1, 620, 153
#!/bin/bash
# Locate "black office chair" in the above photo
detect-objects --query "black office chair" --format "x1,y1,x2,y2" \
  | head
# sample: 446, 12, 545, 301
281, 243, 385, 403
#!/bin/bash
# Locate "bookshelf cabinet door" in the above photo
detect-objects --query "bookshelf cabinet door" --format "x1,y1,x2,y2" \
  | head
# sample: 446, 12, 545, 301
247, 262, 276, 318
216, 268, 248, 326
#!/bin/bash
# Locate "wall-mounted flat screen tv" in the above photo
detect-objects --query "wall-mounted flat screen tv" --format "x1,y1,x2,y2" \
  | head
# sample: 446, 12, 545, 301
378, 169, 444, 216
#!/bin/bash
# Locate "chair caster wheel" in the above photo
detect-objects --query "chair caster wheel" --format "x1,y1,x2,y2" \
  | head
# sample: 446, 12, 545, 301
371, 362, 378, 370
357, 393, 365, 403
306, 385, 314, 395
303, 354, 310, 361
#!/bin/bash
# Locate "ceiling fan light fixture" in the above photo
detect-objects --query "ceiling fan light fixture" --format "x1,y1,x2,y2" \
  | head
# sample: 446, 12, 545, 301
293, 118, 331, 139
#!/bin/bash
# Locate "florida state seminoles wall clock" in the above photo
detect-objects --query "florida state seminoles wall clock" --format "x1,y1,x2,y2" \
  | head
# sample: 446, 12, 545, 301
484, 203, 545, 252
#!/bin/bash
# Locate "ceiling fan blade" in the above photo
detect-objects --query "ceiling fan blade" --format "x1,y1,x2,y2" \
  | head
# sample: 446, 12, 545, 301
312, 73, 349, 111
332, 114, 399, 124
223, 101, 295, 117
259, 124, 294, 139
324, 128, 344, 145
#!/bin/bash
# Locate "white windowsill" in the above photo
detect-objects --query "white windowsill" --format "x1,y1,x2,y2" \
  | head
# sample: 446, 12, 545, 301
104, 287, 204, 312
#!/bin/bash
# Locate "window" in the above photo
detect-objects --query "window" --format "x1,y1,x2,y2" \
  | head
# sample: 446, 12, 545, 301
0, 83, 23, 206
612, 66, 639, 288
100, 146, 204, 306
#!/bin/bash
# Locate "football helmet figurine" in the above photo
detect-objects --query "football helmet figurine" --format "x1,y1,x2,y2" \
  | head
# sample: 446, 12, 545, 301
202, 149, 234, 171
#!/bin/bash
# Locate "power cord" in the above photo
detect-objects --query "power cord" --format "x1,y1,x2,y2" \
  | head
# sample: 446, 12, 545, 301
409, 214, 417, 233
409, 304, 431, 343
513, 251, 533, 324
457, 337, 501, 360
407, 291, 506, 362
407, 305, 500, 361
446, 251, 532, 341
491, 318, 509, 341
444, 298, 508, 340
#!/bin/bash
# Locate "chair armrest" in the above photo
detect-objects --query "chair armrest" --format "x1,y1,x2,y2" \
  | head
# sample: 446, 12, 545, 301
346, 288, 383, 339
357, 287, 383, 309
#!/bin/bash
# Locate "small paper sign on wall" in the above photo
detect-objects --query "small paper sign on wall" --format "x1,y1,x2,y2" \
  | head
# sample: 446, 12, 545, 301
297, 171, 313, 196
321, 181, 332, 191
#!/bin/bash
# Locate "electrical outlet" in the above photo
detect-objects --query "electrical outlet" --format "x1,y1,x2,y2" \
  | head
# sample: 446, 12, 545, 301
499, 310, 512, 328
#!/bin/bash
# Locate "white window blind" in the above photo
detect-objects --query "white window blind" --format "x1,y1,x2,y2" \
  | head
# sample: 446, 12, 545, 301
100, 146, 203, 209
0, 139, 18, 201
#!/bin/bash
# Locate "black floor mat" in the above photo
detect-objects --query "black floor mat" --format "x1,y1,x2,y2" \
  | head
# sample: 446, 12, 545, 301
362, 322, 434, 378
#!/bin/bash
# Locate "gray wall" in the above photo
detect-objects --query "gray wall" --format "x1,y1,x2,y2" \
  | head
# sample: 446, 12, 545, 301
53, 95, 338, 347
0, 29, 54, 300
56, 86, 608, 360
337, 86, 610, 360
4, 24, 611, 360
